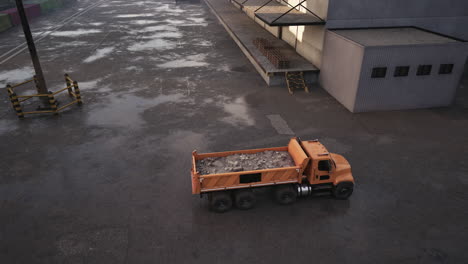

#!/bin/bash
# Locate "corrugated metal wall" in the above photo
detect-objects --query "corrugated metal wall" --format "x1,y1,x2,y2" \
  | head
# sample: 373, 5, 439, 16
354, 43, 468, 112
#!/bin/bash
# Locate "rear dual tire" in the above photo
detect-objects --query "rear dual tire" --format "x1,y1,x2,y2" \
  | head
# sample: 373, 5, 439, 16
209, 190, 257, 213
209, 192, 232, 213
234, 190, 256, 210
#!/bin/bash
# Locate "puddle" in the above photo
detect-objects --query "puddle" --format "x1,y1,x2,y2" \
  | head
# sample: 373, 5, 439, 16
152, 4, 185, 13
51, 41, 89, 48
180, 23, 209, 27
83, 47, 115, 63
115, 14, 154, 18
124, 66, 142, 71
32, 30, 51, 37
100, 10, 118, 14
172, 16, 209, 27
97, 86, 112, 93
141, 32, 183, 39
131, 20, 159, 25
164, 19, 187, 25
203, 98, 214, 104
50, 29, 102, 37
137, 25, 178, 33
87, 93, 186, 128
187, 17, 206, 24
217, 64, 231, 72
157, 54, 208, 68
0, 120, 19, 136
220, 97, 255, 126
111, 1, 147, 7
89, 22, 105, 26
128, 39, 177, 52
162, 130, 207, 153
78, 78, 103, 90
0, 66, 34, 87
196, 40, 212, 47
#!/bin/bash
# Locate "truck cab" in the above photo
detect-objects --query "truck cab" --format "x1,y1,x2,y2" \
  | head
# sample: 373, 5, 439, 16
299, 140, 354, 199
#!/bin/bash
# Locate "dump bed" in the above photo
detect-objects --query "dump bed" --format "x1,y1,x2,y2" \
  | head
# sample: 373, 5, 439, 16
191, 138, 309, 194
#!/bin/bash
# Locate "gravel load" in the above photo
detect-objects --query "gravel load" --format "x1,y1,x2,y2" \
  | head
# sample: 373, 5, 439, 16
196, 151, 295, 175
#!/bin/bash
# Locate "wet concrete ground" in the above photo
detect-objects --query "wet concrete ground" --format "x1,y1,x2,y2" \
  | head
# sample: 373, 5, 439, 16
0, 0, 468, 263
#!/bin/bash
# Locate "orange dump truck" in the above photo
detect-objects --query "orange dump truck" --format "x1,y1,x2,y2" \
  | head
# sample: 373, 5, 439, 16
191, 138, 354, 212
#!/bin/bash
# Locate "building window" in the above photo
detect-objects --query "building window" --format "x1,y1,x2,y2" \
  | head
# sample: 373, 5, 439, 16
371, 67, 387, 78
439, 64, 454, 74
417, 65, 432, 76
394, 66, 410, 77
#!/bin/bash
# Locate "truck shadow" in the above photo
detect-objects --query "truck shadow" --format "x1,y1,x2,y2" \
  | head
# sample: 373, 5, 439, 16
192, 187, 352, 220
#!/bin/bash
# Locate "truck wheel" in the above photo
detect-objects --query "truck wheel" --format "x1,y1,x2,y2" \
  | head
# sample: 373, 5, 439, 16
274, 185, 297, 205
209, 192, 233, 213
234, 190, 256, 210
333, 182, 354, 199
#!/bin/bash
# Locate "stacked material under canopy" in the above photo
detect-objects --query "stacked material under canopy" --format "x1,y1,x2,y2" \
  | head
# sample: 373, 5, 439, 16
253, 37, 289, 69
196, 150, 295, 175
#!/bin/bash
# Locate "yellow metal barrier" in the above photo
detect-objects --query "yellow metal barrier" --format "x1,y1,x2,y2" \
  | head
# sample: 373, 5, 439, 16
5, 74, 82, 118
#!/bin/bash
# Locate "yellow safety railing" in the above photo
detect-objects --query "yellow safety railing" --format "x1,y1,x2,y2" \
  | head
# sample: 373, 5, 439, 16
6, 74, 82, 118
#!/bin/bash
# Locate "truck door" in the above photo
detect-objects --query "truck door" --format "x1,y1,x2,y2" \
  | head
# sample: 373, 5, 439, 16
315, 159, 332, 182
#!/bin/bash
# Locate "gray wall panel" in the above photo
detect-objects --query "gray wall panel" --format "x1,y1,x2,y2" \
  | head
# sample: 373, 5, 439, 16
354, 43, 468, 112
319, 31, 364, 112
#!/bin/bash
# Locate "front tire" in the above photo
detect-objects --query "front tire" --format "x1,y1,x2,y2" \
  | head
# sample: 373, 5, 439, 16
274, 185, 297, 205
209, 192, 233, 213
333, 182, 354, 199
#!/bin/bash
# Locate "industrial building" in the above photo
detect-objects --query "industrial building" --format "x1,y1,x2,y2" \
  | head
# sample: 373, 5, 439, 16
320, 27, 467, 112
207, 0, 468, 112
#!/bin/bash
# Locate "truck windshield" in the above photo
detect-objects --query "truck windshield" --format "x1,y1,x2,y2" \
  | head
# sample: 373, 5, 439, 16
318, 159, 332, 171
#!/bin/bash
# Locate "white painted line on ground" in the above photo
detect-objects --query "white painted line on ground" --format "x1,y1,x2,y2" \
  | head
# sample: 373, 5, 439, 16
267, 114, 295, 135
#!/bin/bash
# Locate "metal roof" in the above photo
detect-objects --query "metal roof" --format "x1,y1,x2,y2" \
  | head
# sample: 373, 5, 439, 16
332, 27, 461, 47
